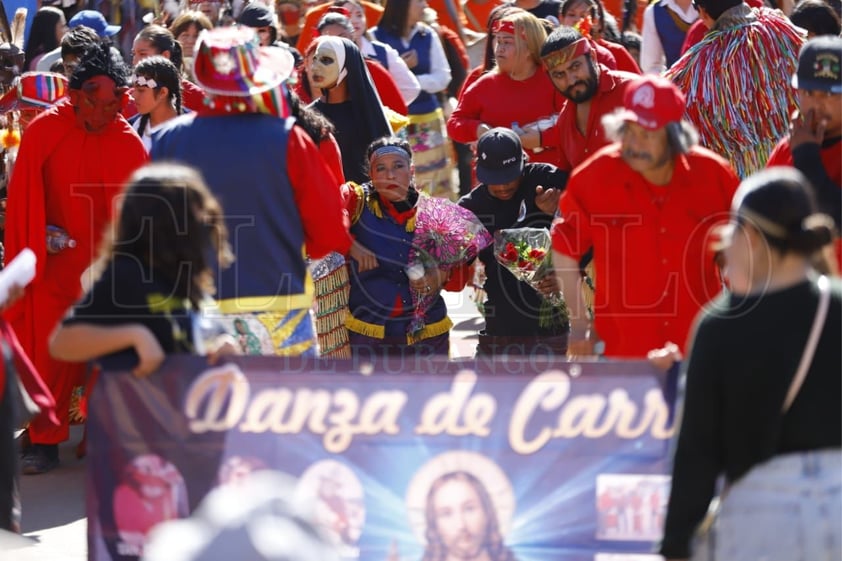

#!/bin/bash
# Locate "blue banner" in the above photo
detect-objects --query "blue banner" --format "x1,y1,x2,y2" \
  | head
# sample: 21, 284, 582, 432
87, 356, 675, 561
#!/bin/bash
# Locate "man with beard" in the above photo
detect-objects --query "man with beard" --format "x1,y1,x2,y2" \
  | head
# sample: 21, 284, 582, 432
766, 36, 841, 234
541, 26, 637, 173
551, 76, 738, 359
422, 471, 516, 561
3, 44, 147, 474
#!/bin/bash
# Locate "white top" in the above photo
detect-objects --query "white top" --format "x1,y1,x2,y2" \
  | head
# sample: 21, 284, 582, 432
360, 35, 422, 105
132, 117, 168, 153
372, 22, 452, 95
35, 47, 62, 72
640, 0, 699, 75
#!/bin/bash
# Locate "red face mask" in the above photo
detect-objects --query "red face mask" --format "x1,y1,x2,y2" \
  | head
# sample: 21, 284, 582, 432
278, 4, 301, 26
69, 75, 126, 133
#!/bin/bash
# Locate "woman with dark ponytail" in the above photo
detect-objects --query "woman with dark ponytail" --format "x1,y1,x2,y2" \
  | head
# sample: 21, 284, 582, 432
129, 56, 184, 152
661, 167, 841, 561
131, 25, 206, 112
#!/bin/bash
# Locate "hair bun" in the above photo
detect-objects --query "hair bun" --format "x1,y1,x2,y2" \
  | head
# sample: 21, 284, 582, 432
792, 213, 836, 252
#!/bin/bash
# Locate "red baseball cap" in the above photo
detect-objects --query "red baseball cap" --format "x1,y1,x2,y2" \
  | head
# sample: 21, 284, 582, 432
618, 75, 686, 131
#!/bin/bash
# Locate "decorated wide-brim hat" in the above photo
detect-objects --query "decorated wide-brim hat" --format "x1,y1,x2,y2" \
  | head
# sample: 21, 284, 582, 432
192, 25, 294, 98
0, 72, 68, 114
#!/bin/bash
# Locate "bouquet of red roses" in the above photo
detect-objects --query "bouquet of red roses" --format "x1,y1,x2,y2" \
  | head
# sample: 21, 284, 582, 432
494, 227, 568, 330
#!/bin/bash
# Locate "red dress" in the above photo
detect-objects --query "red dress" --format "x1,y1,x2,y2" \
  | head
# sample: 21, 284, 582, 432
3, 100, 147, 444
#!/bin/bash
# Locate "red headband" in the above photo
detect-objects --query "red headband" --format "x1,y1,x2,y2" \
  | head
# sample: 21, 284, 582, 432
327, 6, 350, 17
541, 37, 591, 69
492, 20, 516, 36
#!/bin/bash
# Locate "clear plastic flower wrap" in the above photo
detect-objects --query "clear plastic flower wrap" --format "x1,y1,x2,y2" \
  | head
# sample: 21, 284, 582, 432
406, 196, 493, 339
494, 227, 569, 330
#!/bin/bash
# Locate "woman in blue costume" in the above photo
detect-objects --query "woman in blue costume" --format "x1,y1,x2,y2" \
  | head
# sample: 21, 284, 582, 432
342, 137, 488, 359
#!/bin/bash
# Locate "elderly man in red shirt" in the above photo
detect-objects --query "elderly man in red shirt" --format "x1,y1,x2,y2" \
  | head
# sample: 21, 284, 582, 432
541, 26, 638, 173
551, 75, 739, 359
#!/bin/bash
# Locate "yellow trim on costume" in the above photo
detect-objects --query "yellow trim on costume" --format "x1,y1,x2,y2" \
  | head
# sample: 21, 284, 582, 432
348, 181, 366, 225
346, 315, 385, 338
408, 108, 444, 126
346, 315, 453, 344
146, 294, 190, 314
366, 192, 384, 219
216, 273, 314, 313
407, 316, 453, 344
385, 107, 410, 133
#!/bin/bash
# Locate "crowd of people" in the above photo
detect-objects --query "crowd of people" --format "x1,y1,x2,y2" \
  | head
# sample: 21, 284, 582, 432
0, 0, 838, 559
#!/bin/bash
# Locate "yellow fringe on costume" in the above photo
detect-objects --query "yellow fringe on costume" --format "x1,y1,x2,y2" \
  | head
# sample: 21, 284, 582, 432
346, 315, 453, 345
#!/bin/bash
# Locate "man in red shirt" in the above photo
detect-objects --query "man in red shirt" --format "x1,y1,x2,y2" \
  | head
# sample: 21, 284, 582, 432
541, 26, 638, 172
4, 45, 147, 474
551, 76, 738, 358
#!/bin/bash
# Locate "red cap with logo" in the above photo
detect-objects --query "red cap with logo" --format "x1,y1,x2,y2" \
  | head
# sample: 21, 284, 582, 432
618, 75, 686, 131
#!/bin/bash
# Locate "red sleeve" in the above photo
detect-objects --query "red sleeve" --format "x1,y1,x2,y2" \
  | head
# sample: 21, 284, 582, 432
551, 169, 594, 260
551, 120, 574, 173
603, 41, 641, 74
447, 78, 486, 143
594, 41, 617, 70
287, 126, 353, 258
681, 21, 708, 55
719, 157, 740, 206
458, 65, 484, 99
366, 60, 408, 115
319, 133, 346, 184
765, 137, 793, 168
341, 181, 368, 222
181, 80, 207, 112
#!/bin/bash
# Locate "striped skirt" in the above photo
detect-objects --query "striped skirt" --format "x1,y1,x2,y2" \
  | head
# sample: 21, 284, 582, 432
407, 108, 455, 201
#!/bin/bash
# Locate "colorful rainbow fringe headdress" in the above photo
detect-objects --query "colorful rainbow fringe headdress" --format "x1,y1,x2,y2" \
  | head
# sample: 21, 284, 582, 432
665, 6, 804, 178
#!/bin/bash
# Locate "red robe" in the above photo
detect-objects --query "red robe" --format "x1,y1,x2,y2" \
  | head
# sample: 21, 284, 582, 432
3, 99, 147, 444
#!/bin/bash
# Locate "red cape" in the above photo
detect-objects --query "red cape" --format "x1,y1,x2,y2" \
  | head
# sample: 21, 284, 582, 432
3, 99, 147, 441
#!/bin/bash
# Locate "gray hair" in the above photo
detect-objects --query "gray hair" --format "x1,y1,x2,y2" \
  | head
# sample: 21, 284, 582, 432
601, 108, 699, 155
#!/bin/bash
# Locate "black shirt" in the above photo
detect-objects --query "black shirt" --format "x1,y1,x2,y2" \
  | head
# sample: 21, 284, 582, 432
312, 99, 369, 184
510, 0, 563, 20
64, 256, 196, 371
660, 278, 842, 558
458, 163, 568, 336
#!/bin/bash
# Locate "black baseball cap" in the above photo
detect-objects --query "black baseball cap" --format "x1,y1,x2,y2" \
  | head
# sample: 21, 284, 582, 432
237, 3, 275, 27
792, 36, 842, 94
475, 127, 524, 185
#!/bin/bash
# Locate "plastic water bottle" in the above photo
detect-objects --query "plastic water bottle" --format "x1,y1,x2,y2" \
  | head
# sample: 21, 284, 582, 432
46, 226, 76, 254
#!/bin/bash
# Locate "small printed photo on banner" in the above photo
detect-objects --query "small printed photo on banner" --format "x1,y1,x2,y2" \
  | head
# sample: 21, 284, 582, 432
296, 459, 366, 557
595, 474, 670, 542
112, 454, 189, 557
216, 455, 268, 486
594, 554, 665, 560
404, 451, 517, 561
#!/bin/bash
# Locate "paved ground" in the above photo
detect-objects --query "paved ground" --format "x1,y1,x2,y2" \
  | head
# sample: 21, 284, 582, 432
3, 288, 484, 561
0, 29, 496, 561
